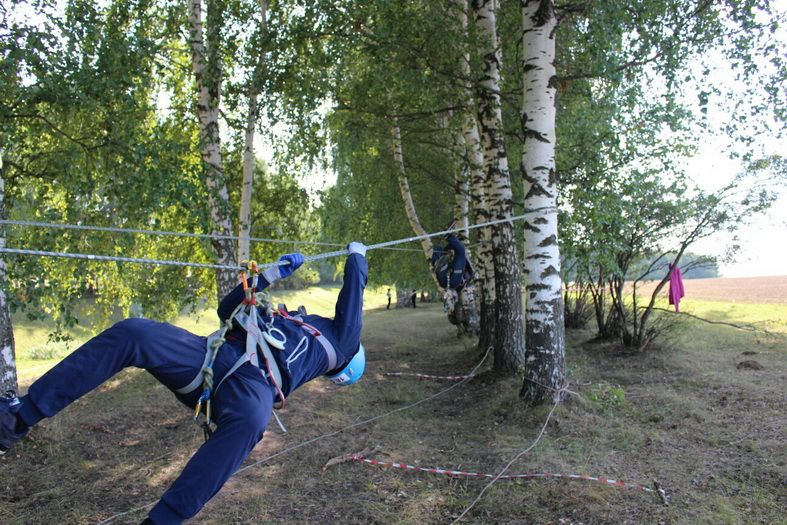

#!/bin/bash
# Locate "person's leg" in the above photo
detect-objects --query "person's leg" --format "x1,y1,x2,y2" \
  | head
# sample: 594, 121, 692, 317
16, 318, 206, 429
448, 240, 468, 290
148, 364, 275, 524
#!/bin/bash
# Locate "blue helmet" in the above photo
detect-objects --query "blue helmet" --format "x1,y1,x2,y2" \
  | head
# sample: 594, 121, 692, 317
327, 344, 366, 386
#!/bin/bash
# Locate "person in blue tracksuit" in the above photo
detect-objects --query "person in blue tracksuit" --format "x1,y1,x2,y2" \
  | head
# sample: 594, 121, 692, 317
431, 234, 472, 291
0, 243, 369, 524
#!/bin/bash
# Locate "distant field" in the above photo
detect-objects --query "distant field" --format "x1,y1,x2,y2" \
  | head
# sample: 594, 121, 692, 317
636, 275, 787, 304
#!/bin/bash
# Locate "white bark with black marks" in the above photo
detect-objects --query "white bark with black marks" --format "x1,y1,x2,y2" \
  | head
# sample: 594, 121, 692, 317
239, 0, 269, 263
239, 94, 257, 263
0, 166, 17, 396
456, 0, 495, 345
466, 114, 497, 347
452, 128, 471, 240
188, 0, 237, 299
392, 123, 438, 285
448, 117, 480, 336
473, 0, 526, 373
520, 0, 567, 404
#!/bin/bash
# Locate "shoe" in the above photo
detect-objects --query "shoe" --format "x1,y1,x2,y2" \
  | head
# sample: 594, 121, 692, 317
0, 395, 28, 455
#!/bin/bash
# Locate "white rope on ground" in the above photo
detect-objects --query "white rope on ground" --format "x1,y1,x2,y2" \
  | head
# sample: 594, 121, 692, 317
451, 380, 578, 524
95, 348, 492, 525
1, 207, 558, 271
0, 218, 422, 253
383, 371, 474, 381
451, 399, 561, 524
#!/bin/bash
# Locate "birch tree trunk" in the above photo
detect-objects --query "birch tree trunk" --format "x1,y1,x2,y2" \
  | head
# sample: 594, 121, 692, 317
0, 161, 18, 396
450, 126, 480, 336
239, 94, 257, 263
188, 0, 237, 300
456, 0, 496, 350
452, 129, 471, 241
473, 0, 526, 373
238, 0, 268, 263
519, 0, 567, 404
466, 116, 497, 348
392, 122, 439, 287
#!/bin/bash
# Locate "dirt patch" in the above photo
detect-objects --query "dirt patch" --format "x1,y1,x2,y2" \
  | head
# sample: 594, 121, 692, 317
736, 359, 764, 370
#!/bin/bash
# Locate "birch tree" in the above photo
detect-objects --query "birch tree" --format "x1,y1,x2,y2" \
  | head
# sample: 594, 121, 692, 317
238, 0, 269, 263
0, 155, 17, 396
455, 0, 497, 350
188, 0, 237, 298
393, 122, 438, 285
519, 0, 566, 403
472, 0, 526, 373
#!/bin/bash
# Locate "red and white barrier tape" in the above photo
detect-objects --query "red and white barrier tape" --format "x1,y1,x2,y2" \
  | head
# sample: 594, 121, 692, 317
383, 372, 475, 381
353, 456, 654, 493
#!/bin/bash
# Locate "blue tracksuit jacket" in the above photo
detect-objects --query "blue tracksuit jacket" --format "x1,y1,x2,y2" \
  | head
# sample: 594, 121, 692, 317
16, 253, 368, 524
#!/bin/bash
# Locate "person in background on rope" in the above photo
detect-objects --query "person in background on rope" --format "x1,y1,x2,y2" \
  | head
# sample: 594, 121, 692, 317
386, 288, 392, 310
431, 233, 473, 313
410, 289, 417, 308
0, 243, 369, 525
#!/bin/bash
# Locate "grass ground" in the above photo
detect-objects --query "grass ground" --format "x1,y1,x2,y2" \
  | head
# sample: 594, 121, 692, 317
1, 282, 785, 524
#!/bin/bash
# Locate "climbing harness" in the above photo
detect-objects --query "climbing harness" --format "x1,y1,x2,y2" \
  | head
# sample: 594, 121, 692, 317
177, 261, 287, 439
177, 261, 342, 439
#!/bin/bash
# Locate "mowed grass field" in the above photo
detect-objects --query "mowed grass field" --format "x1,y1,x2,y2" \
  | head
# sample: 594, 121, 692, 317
1, 277, 785, 524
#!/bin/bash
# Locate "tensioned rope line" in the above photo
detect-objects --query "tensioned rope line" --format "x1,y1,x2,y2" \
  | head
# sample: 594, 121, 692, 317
2, 207, 557, 271
0, 219, 422, 253
94, 348, 493, 525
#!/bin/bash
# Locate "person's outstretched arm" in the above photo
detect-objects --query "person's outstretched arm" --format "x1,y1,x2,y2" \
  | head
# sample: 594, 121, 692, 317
332, 243, 369, 360
217, 253, 304, 322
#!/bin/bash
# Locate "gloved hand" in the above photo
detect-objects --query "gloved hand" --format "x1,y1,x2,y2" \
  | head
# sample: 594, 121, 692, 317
347, 242, 367, 257
262, 252, 304, 283
279, 252, 304, 278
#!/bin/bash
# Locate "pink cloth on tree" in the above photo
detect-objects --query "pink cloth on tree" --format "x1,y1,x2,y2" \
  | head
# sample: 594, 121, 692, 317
668, 264, 685, 312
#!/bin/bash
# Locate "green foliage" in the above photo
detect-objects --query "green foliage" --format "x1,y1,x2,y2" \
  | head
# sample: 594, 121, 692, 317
564, 156, 781, 348
587, 383, 627, 413
306, 1, 478, 288
0, 0, 324, 339
25, 340, 71, 360
631, 252, 720, 280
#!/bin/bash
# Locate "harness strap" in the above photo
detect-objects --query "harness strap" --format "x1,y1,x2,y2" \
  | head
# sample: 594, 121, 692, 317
275, 307, 338, 371
175, 333, 217, 395
315, 334, 338, 371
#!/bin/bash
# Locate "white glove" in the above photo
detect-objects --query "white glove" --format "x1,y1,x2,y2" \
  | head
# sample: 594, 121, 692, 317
347, 242, 367, 257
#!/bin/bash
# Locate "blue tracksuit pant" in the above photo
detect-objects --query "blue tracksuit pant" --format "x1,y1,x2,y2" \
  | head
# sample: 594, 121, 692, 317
17, 318, 275, 523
